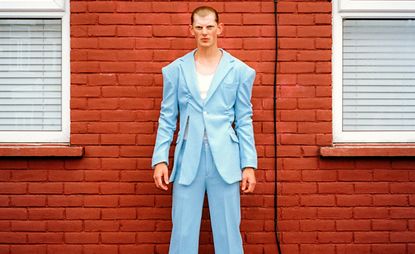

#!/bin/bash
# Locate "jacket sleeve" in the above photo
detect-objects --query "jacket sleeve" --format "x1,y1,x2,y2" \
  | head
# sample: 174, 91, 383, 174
234, 66, 258, 170
151, 66, 179, 169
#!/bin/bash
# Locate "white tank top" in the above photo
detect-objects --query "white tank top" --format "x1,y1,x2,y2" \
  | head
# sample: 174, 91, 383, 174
183, 71, 214, 140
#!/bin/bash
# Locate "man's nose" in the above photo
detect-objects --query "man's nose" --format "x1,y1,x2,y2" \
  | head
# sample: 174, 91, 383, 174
202, 27, 208, 34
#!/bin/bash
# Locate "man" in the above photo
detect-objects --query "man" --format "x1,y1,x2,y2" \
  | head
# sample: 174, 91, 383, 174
151, 6, 257, 254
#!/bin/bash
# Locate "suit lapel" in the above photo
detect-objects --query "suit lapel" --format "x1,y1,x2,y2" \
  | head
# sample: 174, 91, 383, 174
180, 49, 204, 108
179, 48, 234, 107
204, 49, 234, 104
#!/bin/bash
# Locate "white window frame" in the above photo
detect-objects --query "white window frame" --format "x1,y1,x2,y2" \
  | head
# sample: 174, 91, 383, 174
0, 0, 70, 143
333, 0, 415, 143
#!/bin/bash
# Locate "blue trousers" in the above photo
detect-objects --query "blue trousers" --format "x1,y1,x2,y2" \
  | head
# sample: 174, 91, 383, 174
169, 139, 244, 254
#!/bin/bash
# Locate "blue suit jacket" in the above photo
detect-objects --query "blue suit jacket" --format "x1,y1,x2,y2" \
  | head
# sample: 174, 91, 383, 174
151, 48, 257, 185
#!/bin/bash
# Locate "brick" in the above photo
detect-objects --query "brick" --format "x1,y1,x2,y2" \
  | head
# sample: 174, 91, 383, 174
71, 14, 98, 25
120, 220, 155, 232
354, 207, 389, 219
102, 208, 136, 219
98, 14, 134, 25
338, 170, 373, 181
49, 170, 83, 182
390, 208, 415, 219
225, 2, 261, 12
10, 195, 46, 207
11, 221, 46, 231
84, 245, 119, 254
318, 208, 353, 219
152, 2, 187, 13
318, 183, 354, 194
48, 196, 83, 207
65, 233, 99, 244
371, 244, 406, 254
374, 170, 409, 181
281, 208, 317, 220
301, 195, 335, 207
88, 25, 116, 37
355, 183, 389, 194
298, 2, 332, 13
28, 232, 63, 243
99, 38, 135, 49
281, 110, 316, 122
66, 208, 100, 220
302, 170, 337, 182
47, 221, 83, 232
0, 183, 26, 194
337, 195, 372, 207
372, 219, 407, 231
88, 2, 116, 12
336, 244, 371, 254
84, 220, 119, 232
117, 25, 152, 37
246, 232, 275, 244
300, 244, 335, 254
281, 134, 316, 145
300, 220, 335, 231
28, 208, 64, 220
84, 195, 118, 207
0, 233, 26, 243
374, 194, 408, 206
28, 183, 63, 194
117, 2, 152, 13
283, 232, 317, 243
284, 158, 319, 170
318, 232, 353, 243
355, 232, 389, 243
120, 245, 154, 254
336, 220, 371, 231
101, 232, 136, 244
278, 14, 314, 25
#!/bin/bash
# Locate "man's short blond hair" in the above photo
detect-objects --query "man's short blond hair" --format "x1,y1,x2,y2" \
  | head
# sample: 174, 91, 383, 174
191, 6, 219, 24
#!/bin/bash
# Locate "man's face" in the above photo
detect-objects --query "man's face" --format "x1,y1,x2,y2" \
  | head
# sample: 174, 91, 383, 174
190, 13, 223, 49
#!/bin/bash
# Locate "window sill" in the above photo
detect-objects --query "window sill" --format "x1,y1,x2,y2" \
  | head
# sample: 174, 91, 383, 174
320, 144, 415, 157
0, 144, 84, 157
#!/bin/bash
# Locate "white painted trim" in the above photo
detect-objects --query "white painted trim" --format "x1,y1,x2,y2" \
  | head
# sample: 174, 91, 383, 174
339, 0, 415, 12
0, 0, 65, 12
332, 0, 415, 143
0, 0, 70, 143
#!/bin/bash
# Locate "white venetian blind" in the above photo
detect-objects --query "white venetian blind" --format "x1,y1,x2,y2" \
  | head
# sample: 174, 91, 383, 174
0, 19, 62, 131
342, 19, 415, 131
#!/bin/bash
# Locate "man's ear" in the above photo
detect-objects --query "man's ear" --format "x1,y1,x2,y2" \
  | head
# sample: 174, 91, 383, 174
189, 24, 195, 36
217, 22, 224, 35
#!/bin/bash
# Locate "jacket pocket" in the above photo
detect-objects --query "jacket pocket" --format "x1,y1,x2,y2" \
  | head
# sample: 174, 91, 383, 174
229, 129, 239, 143
177, 115, 189, 144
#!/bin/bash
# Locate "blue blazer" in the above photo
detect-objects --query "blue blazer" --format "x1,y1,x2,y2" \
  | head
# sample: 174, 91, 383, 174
151, 48, 257, 185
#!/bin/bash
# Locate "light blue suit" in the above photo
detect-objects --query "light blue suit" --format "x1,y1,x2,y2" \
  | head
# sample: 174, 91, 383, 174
151, 48, 257, 254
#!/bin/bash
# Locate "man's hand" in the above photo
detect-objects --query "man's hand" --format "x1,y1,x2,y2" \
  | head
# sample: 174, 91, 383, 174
241, 167, 256, 193
153, 162, 169, 191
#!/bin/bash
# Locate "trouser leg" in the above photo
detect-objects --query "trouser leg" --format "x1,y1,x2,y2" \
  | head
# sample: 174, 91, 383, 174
204, 141, 244, 254
169, 141, 206, 254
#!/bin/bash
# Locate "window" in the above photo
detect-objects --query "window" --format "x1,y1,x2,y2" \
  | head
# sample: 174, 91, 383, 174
333, 0, 415, 142
0, 0, 69, 143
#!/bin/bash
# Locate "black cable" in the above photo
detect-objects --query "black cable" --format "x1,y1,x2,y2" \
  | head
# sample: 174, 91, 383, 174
273, 0, 282, 253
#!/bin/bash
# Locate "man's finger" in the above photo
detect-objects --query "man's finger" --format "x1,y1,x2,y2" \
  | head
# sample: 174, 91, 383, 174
241, 177, 247, 192
153, 174, 159, 189
246, 181, 256, 193
163, 171, 169, 188
158, 176, 167, 190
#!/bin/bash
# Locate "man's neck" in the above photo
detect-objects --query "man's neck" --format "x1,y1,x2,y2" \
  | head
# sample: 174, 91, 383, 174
195, 46, 221, 61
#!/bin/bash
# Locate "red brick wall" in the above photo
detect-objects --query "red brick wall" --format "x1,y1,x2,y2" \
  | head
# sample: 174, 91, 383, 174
0, 1, 414, 254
